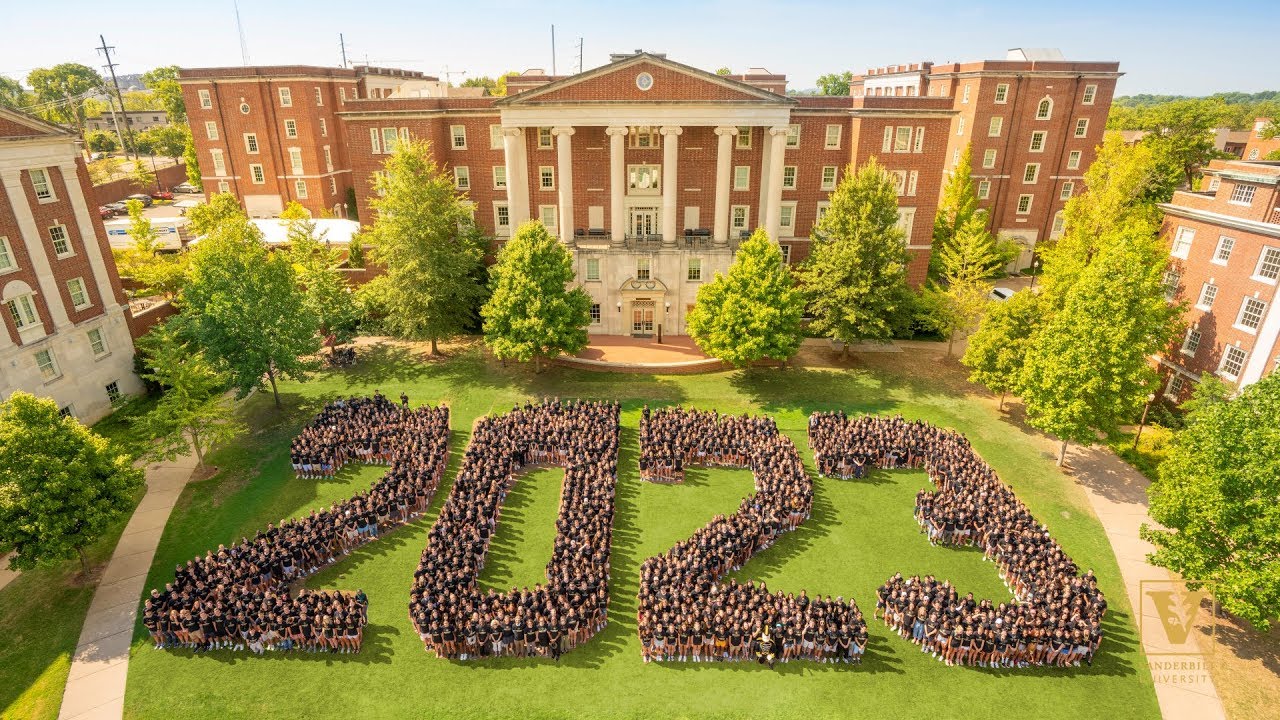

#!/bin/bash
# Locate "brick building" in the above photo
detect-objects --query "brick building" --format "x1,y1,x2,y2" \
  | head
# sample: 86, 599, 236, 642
85, 109, 171, 134
0, 108, 142, 422
1243, 118, 1280, 161
180, 49, 1117, 337
852, 48, 1121, 270
1158, 158, 1280, 401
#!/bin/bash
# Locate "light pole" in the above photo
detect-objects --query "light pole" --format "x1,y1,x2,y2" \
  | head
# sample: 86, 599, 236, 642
1029, 258, 1042, 292
1133, 392, 1157, 450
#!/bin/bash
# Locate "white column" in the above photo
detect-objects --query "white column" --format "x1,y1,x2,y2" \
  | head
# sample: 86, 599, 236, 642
660, 125, 682, 246
756, 127, 771, 227
552, 126, 575, 244
59, 161, 122, 312
1, 170, 72, 330
763, 126, 789, 240
606, 126, 628, 244
501, 127, 530, 226
712, 126, 738, 245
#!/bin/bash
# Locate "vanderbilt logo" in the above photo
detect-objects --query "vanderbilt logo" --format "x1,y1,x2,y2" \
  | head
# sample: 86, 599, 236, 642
1140, 580, 1216, 654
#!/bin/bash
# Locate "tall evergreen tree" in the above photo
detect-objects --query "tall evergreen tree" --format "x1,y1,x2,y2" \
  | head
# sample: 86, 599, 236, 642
930, 144, 980, 279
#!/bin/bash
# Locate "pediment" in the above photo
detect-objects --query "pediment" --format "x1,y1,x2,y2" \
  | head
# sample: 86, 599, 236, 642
499, 55, 794, 106
0, 107, 74, 139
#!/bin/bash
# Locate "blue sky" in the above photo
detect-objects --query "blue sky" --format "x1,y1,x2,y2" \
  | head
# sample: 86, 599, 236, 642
3, 0, 1274, 96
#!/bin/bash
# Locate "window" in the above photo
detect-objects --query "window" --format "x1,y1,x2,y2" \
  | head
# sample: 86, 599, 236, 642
88, 327, 108, 357
1212, 236, 1235, 264
250, 164, 265, 184
1196, 282, 1218, 310
629, 126, 658, 149
906, 170, 918, 197
35, 349, 59, 381
340, 87, 347, 102
218, 180, 229, 193
105, 381, 121, 403
733, 166, 750, 191
294, 180, 308, 198
626, 164, 661, 194
493, 166, 507, 189
1163, 270, 1182, 300
453, 166, 470, 190
1051, 211, 1066, 239
1207, 176, 1221, 192
1170, 227, 1195, 259
284, 119, 298, 138
1249, 149, 1260, 160
982, 149, 997, 169
914, 127, 925, 153
1036, 97, 1053, 120
1229, 184, 1256, 206
314, 87, 323, 106
882, 126, 893, 152
977, 180, 991, 199
450, 125, 467, 149
1023, 164, 1040, 184
329, 177, 336, 195
1016, 194, 1033, 214
49, 225, 71, 256
1074, 118, 1089, 138
244, 133, 259, 153
1237, 297, 1268, 331
779, 204, 795, 233
1254, 247, 1280, 282
6, 294, 38, 329
956, 117, 965, 136
780, 244, 792, 265
30, 168, 53, 201
824, 124, 842, 149
590, 303, 601, 324
288, 147, 303, 174
67, 277, 89, 309
687, 258, 702, 281
382, 127, 402, 154
59, 404, 74, 418
210, 149, 226, 176
894, 126, 912, 152
205, 121, 218, 140
278, 87, 292, 106
892, 170, 907, 196
585, 258, 600, 281
988, 117, 1003, 137
1029, 131, 1047, 152
539, 205, 557, 230
323, 146, 333, 172
1165, 374, 1186, 400
479, 125, 499, 152
636, 257, 651, 281
198, 89, 212, 108
1082, 84, 1098, 105
1181, 326, 1202, 356
539, 166, 555, 190
370, 128, 382, 154
494, 202, 510, 230
961, 84, 971, 104
896, 207, 916, 238
785, 124, 800, 148
537, 127, 554, 149
820, 166, 837, 191
816, 201, 830, 222
0, 236, 13, 272
994, 83, 1009, 104
782, 166, 797, 190
731, 206, 749, 231
1219, 345, 1247, 380
1067, 150, 1082, 170
736, 126, 751, 149
953, 149, 961, 167
1060, 181, 1074, 200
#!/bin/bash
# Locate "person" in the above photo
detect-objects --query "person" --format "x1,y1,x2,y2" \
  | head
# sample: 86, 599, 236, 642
755, 627, 776, 669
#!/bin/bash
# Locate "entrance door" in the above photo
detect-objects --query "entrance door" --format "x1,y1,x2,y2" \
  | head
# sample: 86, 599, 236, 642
631, 299, 655, 336
629, 208, 658, 237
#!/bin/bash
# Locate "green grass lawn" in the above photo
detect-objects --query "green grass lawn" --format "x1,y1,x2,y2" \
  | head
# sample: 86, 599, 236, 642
114, 343, 1158, 720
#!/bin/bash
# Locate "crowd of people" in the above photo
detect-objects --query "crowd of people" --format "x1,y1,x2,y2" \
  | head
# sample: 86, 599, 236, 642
637, 407, 868, 664
409, 398, 620, 661
808, 411, 1108, 669
143, 394, 450, 654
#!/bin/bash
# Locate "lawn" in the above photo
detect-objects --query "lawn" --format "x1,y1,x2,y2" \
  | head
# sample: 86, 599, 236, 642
115, 343, 1158, 720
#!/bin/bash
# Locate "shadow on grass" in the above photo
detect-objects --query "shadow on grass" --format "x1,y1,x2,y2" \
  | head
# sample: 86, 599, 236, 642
160, 621, 399, 666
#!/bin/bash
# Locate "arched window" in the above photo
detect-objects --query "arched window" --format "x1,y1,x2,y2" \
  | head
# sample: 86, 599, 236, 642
1036, 97, 1053, 120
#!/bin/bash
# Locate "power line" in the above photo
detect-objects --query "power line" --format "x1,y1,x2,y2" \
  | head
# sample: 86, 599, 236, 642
95, 34, 135, 159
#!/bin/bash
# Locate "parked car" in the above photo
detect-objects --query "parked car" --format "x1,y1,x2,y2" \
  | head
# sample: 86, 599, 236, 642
173, 182, 199, 193
150, 190, 174, 201
125, 193, 153, 207
103, 201, 127, 214
989, 287, 1015, 301
98, 205, 115, 219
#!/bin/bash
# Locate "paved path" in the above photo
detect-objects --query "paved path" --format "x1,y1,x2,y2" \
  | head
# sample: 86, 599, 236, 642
56, 453, 198, 720
1068, 444, 1226, 720
0, 552, 19, 592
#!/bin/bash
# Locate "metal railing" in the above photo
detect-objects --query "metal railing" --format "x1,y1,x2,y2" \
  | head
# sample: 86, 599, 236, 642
624, 234, 664, 251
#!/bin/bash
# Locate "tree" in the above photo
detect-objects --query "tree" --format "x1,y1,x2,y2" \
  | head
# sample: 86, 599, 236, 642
287, 214, 360, 348
815, 71, 853, 97
114, 199, 187, 297
930, 144, 981, 279
87, 156, 124, 184
686, 229, 805, 367
962, 289, 1042, 409
1142, 374, 1280, 630
461, 71, 518, 97
919, 279, 991, 358
481, 220, 591, 371
187, 192, 245, 235
1018, 230, 1181, 465
137, 124, 188, 162
0, 75, 29, 109
84, 129, 119, 154
27, 63, 103, 135
183, 133, 202, 186
134, 324, 243, 469
797, 159, 911, 349
365, 138, 485, 354
177, 215, 320, 408
1261, 119, 1280, 140
140, 66, 186, 123
131, 159, 157, 191
715, 67, 732, 77
1140, 99, 1231, 189
936, 212, 1012, 283
0, 392, 144, 575
1265, 149, 1280, 162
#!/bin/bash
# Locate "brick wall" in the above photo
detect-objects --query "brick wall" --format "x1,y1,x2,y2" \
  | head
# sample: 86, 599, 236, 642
90, 162, 189, 207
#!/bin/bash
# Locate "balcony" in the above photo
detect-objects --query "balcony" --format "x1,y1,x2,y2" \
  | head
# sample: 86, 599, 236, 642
624, 234, 664, 251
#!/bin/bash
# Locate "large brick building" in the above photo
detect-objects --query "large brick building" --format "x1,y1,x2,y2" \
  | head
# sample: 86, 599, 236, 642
1243, 118, 1280, 161
0, 108, 142, 422
179, 49, 1118, 337
1159, 158, 1280, 401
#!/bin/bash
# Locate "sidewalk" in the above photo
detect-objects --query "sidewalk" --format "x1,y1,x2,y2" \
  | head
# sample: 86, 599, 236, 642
1068, 444, 1226, 720
0, 552, 18, 592
56, 453, 198, 720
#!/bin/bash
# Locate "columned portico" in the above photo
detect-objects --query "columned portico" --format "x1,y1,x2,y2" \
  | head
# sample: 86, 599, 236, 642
763, 125, 789, 240
501, 127, 530, 226
712, 126, 737, 245
606, 126, 628, 244
660, 126, 681, 247
552, 126, 575, 245
60, 160, 122, 312
1, 169, 71, 330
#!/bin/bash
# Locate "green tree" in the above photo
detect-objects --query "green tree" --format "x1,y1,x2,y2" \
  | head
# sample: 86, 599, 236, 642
461, 71, 518, 97
1140, 98, 1230, 189
1142, 374, 1280, 630
84, 129, 118, 154
183, 132, 201, 185
87, 156, 124, 184
1264, 149, 1280, 162
364, 138, 485, 355
815, 71, 853, 97
140, 65, 186, 123
0, 392, 144, 575
134, 324, 243, 469
287, 215, 360, 347
798, 159, 911, 350
131, 159, 157, 191
481, 220, 591, 371
686, 229, 805, 367
937, 212, 1012, 283
919, 279, 991, 358
1261, 119, 1280, 140
186, 192, 245, 235
962, 289, 1042, 409
0, 75, 29, 109
177, 215, 320, 408
26, 63, 104, 135
1019, 230, 1182, 465
114, 199, 187, 297
930, 144, 980, 279
136, 124, 188, 162
714, 67, 732, 77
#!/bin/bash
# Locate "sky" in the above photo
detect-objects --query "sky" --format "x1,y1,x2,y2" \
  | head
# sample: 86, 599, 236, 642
2, 0, 1275, 97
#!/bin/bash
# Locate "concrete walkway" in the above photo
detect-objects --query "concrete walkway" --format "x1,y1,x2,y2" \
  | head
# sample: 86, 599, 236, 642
56, 453, 198, 720
1068, 444, 1226, 720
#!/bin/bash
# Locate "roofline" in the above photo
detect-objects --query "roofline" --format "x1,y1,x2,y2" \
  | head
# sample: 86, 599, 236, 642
0, 106, 76, 138
1160, 202, 1280, 239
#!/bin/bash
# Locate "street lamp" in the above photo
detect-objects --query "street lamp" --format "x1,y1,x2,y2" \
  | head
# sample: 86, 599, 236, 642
1133, 392, 1158, 450
1029, 258, 1042, 292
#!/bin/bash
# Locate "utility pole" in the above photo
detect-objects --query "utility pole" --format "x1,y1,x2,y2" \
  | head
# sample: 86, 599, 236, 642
576, 37, 584, 74
234, 1, 250, 66
551, 25, 556, 76
339, 34, 348, 69
95, 34, 136, 160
